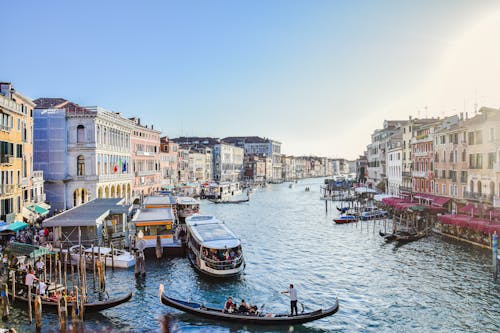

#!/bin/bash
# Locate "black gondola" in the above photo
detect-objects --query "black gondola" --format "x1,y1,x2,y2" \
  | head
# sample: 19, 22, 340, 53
10, 291, 132, 313
378, 230, 396, 242
208, 198, 249, 204
160, 293, 339, 325
395, 231, 426, 243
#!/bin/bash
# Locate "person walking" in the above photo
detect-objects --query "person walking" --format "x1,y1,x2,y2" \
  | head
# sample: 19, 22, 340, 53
281, 283, 298, 316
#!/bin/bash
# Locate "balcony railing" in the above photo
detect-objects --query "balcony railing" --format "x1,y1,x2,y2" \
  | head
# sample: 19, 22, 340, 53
464, 191, 493, 203
402, 171, 412, 178
0, 94, 22, 114
32, 170, 44, 180
0, 184, 16, 196
0, 155, 13, 165
413, 151, 430, 157
412, 170, 430, 178
399, 186, 413, 193
135, 170, 158, 177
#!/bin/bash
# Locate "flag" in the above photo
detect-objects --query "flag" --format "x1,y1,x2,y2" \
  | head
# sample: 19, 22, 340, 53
113, 165, 118, 173
122, 161, 127, 172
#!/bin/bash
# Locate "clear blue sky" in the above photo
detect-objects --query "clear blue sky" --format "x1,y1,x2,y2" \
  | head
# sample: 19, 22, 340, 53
2, 1, 500, 159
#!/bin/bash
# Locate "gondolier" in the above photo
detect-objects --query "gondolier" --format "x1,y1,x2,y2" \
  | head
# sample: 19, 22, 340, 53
281, 283, 298, 316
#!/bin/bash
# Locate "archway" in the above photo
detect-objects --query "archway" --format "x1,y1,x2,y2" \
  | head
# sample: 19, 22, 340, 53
104, 186, 109, 198
110, 185, 116, 198
97, 186, 103, 198
117, 185, 122, 198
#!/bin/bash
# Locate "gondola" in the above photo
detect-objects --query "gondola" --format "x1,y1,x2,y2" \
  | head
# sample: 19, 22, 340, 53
208, 198, 249, 204
378, 230, 396, 241
336, 206, 350, 213
10, 291, 133, 313
160, 293, 339, 325
395, 231, 426, 243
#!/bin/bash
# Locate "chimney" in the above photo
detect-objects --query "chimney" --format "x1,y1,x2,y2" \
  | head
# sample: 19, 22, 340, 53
460, 112, 463, 120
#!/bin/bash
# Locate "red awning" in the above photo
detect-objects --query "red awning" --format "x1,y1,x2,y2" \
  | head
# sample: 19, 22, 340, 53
458, 204, 476, 215
468, 219, 491, 233
414, 193, 450, 207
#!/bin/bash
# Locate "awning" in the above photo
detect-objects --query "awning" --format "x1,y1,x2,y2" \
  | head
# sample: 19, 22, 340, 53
458, 204, 477, 215
414, 193, 450, 207
0, 221, 29, 233
37, 202, 51, 210
26, 204, 49, 217
22, 207, 38, 221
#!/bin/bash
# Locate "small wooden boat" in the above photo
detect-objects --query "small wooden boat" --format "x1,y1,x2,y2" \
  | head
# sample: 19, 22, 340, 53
208, 197, 249, 204
395, 231, 426, 243
160, 293, 339, 325
10, 291, 133, 313
333, 215, 358, 224
379, 230, 396, 241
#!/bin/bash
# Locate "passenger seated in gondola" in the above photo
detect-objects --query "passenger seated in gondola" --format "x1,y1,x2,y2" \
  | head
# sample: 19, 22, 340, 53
223, 296, 234, 313
238, 299, 249, 313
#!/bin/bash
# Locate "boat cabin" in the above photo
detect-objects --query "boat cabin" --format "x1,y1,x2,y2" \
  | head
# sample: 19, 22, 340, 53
176, 197, 200, 223
185, 215, 244, 277
132, 208, 175, 248
143, 195, 176, 209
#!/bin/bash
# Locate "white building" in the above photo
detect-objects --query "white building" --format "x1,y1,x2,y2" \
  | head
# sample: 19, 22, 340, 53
386, 133, 403, 196
34, 100, 134, 210
212, 143, 244, 182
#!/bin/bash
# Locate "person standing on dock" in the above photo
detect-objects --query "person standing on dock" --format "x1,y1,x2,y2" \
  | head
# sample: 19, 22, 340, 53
281, 283, 298, 316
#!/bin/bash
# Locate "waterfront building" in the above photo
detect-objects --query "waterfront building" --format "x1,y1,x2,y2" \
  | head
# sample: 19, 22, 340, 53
463, 107, 500, 210
187, 146, 212, 183
34, 100, 134, 210
356, 153, 368, 183
222, 136, 282, 182
281, 155, 297, 181
295, 157, 307, 179
386, 132, 403, 196
410, 119, 440, 194
399, 117, 437, 197
347, 160, 357, 176
366, 120, 407, 189
433, 115, 467, 211
243, 154, 267, 182
177, 147, 190, 184
159, 137, 178, 188
212, 142, 244, 182
129, 117, 161, 198
0, 82, 37, 223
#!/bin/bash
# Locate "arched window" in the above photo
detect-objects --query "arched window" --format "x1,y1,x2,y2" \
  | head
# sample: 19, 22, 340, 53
77, 125, 85, 143
490, 181, 495, 196
77, 155, 85, 176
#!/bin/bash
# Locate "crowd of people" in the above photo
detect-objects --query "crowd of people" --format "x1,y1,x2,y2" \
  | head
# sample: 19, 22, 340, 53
201, 247, 242, 270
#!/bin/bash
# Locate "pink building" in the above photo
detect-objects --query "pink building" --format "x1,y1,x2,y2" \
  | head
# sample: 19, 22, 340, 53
160, 137, 178, 187
129, 118, 161, 198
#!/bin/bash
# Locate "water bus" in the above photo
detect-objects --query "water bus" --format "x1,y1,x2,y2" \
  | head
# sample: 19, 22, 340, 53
176, 196, 200, 223
185, 215, 245, 278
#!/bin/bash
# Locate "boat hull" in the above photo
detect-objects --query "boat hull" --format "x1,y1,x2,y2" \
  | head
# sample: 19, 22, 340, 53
160, 294, 339, 325
10, 291, 133, 313
187, 251, 244, 278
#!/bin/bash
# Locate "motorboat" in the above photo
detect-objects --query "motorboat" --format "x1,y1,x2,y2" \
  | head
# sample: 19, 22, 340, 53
68, 245, 135, 268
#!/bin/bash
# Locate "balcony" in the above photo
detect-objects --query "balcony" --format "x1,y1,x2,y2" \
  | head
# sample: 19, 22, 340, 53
402, 171, 412, 178
0, 124, 10, 133
413, 151, 430, 157
33, 193, 46, 203
0, 155, 13, 166
21, 178, 29, 187
464, 191, 493, 203
135, 170, 158, 177
412, 170, 430, 178
0, 94, 22, 114
399, 186, 413, 193
33, 170, 44, 180
135, 151, 155, 156
98, 173, 133, 182
0, 184, 16, 196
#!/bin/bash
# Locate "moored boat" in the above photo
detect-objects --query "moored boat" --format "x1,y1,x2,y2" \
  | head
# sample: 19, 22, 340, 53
378, 230, 396, 241
159, 293, 339, 325
333, 215, 358, 224
68, 245, 135, 268
10, 291, 133, 313
176, 196, 200, 223
185, 215, 245, 277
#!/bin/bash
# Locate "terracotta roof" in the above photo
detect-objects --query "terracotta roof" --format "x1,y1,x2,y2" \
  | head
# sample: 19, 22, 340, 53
33, 98, 68, 109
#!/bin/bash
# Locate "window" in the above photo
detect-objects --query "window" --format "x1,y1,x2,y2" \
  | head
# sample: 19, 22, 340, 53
77, 155, 85, 176
462, 150, 466, 162
475, 130, 483, 144
488, 152, 496, 169
468, 132, 475, 145
77, 125, 85, 143
489, 128, 495, 142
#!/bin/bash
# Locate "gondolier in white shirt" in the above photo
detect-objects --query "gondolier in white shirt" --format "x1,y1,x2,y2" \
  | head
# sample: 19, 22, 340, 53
281, 283, 298, 316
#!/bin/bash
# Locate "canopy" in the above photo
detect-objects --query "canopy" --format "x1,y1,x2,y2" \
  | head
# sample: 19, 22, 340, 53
27, 204, 50, 216
374, 194, 395, 202
355, 187, 377, 194
439, 214, 500, 234
414, 193, 450, 207
0, 221, 29, 233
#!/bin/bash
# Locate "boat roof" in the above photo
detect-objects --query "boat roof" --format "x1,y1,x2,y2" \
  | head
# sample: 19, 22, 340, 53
176, 197, 199, 205
84, 247, 112, 255
43, 198, 129, 227
143, 195, 176, 206
132, 208, 174, 223
186, 215, 240, 249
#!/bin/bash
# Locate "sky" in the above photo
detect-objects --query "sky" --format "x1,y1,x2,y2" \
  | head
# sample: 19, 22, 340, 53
1, 1, 500, 159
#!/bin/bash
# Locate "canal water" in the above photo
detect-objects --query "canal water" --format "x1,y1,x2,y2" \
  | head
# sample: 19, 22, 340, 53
3, 178, 499, 332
